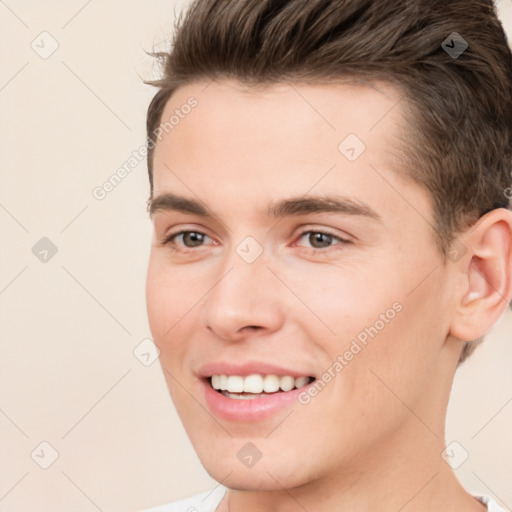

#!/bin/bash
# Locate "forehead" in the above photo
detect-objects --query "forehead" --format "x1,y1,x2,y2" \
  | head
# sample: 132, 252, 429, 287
151, 78, 415, 213
153, 79, 408, 172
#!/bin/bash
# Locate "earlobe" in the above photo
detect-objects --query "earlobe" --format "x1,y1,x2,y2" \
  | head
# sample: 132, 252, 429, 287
449, 208, 512, 342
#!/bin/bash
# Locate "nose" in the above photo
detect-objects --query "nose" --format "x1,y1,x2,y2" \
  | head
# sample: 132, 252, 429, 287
200, 245, 285, 342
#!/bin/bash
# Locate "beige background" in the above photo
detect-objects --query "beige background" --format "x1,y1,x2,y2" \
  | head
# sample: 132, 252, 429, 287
0, 1, 511, 511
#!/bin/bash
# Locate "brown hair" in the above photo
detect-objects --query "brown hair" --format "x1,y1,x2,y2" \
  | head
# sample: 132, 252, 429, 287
144, 0, 512, 364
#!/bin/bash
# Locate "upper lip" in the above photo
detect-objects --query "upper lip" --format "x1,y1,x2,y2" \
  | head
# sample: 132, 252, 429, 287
198, 361, 316, 379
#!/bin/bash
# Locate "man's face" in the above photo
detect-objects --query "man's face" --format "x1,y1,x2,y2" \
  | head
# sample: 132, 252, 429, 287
146, 79, 458, 489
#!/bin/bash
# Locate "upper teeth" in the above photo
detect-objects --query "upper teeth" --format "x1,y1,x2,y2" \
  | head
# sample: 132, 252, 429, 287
210, 374, 312, 393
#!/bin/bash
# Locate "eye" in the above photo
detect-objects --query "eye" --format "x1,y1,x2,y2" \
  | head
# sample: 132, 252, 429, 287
295, 229, 351, 251
160, 228, 351, 253
161, 230, 215, 251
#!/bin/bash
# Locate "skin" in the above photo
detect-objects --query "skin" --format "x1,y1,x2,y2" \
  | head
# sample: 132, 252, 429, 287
146, 78, 512, 512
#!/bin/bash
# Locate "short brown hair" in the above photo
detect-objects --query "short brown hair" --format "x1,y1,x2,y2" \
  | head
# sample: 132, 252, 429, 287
144, 0, 512, 364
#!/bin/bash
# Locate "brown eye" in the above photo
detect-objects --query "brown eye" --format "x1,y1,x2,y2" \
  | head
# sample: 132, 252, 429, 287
295, 230, 351, 251
180, 231, 206, 247
163, 230, 212, 250
306, 232, 335, 249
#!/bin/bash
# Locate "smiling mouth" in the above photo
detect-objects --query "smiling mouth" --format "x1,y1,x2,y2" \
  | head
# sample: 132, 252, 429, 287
207, 374, 316, 399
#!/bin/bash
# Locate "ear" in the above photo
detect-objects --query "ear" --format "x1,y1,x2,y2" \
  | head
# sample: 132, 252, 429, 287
449, 208, 512, 341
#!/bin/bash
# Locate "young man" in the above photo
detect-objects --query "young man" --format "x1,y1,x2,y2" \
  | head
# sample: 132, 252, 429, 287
142, 0, 512, 511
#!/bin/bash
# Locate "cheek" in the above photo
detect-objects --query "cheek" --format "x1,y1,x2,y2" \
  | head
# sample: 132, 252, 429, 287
146, 256, 185, 346
146, 255, 207, 380
301, 258, 439, 391
146, 260, 168, 336
288, 262, 402, 347
342, 273, 450, 422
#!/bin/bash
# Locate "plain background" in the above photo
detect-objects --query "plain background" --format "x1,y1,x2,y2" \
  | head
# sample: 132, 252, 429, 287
0, 1, 511, 511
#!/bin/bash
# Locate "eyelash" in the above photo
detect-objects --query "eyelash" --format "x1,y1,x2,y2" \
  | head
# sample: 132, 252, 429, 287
160, 229, 351, 254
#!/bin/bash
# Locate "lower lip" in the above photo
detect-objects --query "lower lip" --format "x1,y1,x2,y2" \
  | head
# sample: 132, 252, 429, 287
201, 378, 312, 422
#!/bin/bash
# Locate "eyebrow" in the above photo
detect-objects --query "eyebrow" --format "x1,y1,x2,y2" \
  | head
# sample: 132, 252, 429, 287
149, 192, 381, 223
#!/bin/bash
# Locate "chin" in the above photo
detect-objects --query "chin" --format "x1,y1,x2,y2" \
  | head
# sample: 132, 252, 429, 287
206, 466, 307, 492
195, 444, 316, 492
